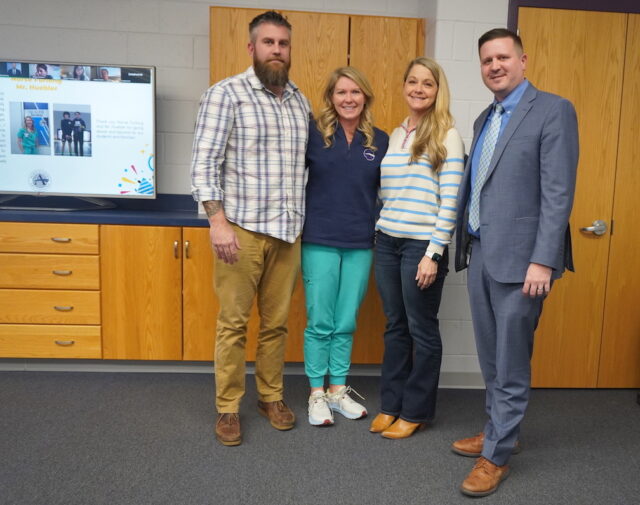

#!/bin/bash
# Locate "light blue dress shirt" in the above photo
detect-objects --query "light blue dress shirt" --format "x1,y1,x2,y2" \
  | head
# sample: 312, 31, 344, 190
468, 79, 530, 237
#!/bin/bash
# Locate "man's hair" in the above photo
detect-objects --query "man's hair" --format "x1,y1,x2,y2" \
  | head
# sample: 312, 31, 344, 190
249, 10, 291, 42
36, 63, 47, 72
478, 28, 523, 53
63, 111, 70, 117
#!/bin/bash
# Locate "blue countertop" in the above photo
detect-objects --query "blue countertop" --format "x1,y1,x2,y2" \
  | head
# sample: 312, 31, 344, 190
0, 194, 209, 227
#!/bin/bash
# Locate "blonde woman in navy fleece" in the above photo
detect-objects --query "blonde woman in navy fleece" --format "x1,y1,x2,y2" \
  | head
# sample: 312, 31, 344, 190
303, 67, 388, 426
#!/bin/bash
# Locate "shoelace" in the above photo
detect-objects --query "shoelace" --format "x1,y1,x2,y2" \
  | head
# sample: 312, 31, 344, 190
473, 457, 496, 476
273, 400, 289, 411
218, 413, 238, 426
341, 385, 365, 401
309, 393, 327, 405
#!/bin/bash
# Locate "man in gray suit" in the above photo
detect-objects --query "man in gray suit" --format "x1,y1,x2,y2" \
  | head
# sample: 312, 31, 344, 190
452, 28, 579, 497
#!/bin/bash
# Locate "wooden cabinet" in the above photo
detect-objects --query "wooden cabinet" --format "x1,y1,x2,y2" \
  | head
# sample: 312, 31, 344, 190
209, 7, 425, 133
101, 225, 182, 360
0, 222, 102, 358
181, 227, 385, 364
0, 221, 384, 364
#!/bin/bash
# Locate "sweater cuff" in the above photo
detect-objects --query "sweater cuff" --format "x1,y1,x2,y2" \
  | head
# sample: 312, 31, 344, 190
426, 242, 445, 257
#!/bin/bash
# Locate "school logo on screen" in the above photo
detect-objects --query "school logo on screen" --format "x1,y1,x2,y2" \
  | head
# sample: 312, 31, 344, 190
29, 171, 51, 190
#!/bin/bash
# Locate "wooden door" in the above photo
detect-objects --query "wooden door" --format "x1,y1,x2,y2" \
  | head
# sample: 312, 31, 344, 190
597, 14, 640, 387
520, 8, 639, 387
101, 225, 182, 360
350, 15, 425, 134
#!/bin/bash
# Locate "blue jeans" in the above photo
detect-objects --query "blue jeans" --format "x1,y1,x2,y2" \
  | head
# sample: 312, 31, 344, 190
374, 231, 448, 423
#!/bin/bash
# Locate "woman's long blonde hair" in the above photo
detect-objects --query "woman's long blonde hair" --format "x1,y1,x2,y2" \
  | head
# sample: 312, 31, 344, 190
315, 66, 377, 150
404, 57, 454, 170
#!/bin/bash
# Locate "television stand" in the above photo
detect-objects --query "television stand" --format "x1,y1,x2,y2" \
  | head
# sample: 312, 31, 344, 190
0, 195, 117, 211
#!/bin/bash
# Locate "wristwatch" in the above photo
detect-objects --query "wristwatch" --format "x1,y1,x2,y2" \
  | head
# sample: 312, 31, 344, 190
425, 251, 442, 263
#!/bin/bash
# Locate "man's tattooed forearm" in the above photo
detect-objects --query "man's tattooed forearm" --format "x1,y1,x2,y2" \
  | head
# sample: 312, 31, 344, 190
203, 200, 223, 217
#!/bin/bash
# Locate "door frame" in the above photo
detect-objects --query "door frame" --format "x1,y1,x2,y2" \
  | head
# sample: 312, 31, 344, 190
508, 0, 640, 29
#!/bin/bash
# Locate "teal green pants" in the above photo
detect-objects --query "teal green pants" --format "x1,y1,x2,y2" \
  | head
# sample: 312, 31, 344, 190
302, 243, 373, 388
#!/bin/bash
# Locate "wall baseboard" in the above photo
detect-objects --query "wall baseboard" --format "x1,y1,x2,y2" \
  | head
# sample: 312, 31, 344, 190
0, 359, 485, 389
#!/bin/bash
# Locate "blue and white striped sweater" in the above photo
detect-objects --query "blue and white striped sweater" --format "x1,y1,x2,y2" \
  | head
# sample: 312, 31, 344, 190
376, 123, 465, 256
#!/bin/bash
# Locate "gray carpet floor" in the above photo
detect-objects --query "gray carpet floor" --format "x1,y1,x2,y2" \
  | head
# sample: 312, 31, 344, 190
1, 371, 639, 505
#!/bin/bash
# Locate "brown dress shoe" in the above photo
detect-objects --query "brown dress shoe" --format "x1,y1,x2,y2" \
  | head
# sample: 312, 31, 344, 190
460, 457, 510, 497
257, 400, 296, 430
380, 418, 426, 439
369, 413, 396, 433
215, 413, 241, 446
452, 432, 521, 457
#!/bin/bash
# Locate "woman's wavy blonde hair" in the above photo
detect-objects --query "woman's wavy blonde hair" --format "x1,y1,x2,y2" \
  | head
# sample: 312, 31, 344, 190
316, 66, 377, 150
404, 57, 454, 170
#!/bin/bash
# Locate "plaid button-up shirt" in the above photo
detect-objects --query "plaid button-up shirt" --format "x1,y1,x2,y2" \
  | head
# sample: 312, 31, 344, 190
191, 66, 311, 243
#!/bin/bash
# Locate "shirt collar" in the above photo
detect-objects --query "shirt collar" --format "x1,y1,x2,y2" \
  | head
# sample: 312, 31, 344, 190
334, 121, 363, 143
400, 117, 416, 134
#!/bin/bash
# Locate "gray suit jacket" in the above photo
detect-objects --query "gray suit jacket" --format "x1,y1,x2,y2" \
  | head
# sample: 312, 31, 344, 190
455, 82, 579, 283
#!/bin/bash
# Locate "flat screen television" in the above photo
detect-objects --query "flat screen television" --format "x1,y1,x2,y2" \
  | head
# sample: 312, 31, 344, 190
0, 60, 156, 210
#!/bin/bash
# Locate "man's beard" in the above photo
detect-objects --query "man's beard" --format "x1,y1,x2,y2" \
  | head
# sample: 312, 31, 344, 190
254, 56, 290, 89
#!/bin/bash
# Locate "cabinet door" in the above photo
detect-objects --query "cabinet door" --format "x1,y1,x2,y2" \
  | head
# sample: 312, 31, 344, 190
209, 7, 349, 115
181, 227, 306, 362
101, 225, 182, 360
182, 227, 217, 361
281, 11, 349, 115
350, 15, 425, 135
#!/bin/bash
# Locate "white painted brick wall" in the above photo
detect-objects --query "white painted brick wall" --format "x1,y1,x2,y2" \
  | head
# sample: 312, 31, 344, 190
428, 0, 509, 147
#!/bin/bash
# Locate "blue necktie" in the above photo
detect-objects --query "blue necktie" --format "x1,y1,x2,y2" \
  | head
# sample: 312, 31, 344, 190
469, 103, 504, 232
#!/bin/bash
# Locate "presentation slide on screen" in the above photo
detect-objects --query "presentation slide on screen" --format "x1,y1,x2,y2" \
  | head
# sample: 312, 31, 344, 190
0, 61, 155, 198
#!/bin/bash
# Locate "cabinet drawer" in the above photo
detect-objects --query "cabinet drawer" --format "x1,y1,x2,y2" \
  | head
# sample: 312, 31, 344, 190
0, 254, 100, 289
0, 222, 99, 254
0, 324, 101, 358
0, 289, 100, 324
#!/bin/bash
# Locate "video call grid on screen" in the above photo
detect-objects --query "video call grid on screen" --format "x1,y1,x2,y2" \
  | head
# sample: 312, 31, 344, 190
0, 60, 156, 199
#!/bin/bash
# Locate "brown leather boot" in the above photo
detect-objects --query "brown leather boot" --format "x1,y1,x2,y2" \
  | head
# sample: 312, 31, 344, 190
215, 413, 241, 446
369, 413, 396, 433
460, 457, 510, 497
380, 418, 426, 439
257, 400, 295, 430
452, 432, 521, 457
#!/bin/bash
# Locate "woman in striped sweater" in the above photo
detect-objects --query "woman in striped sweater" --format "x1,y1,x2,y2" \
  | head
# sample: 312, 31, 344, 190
369, 57, 464, 439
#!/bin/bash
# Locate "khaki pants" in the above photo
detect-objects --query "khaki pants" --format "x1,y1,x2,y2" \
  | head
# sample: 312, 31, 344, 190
213, 223, 300, 413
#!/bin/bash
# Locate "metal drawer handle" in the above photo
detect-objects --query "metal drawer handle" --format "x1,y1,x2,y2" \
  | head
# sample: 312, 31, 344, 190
52, 270, 73, 276
184, 240, 191, 259
55, 340, 75, 347
174, 240, 179, 259
51, 237, 72, 243
53, 306, 74, 312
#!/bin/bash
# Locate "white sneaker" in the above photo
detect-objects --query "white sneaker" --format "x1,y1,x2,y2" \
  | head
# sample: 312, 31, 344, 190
326, 386, 367, 420
308, 391, 334, 426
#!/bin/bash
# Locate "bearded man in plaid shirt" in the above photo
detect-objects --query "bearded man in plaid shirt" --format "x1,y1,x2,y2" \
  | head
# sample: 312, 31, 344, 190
191, 10, 310, 447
